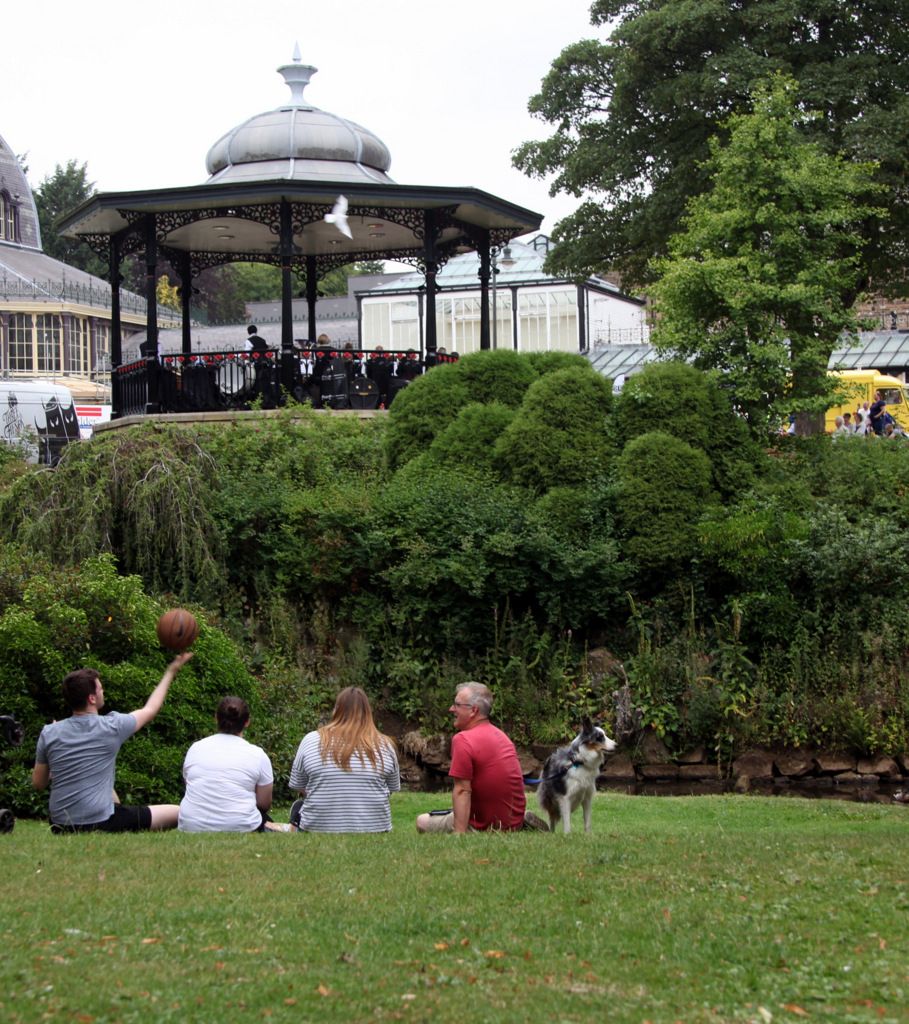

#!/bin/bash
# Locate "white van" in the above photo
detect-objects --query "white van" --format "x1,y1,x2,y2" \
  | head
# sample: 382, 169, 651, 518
0, 380, 81, 463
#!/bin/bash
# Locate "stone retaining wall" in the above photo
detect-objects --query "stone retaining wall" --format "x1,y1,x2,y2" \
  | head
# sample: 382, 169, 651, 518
399, 729, 909, 791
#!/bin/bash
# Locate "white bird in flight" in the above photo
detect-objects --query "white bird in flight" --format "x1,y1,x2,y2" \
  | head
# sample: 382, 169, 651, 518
325, 195, 352, 239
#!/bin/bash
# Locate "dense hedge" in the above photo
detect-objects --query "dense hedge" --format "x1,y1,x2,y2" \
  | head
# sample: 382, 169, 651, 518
0, 551, 264, 815
0, 353, 907, 796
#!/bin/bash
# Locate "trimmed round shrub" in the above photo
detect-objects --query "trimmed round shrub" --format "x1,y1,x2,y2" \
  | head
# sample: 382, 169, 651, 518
427, 402, 516, 474
382, 363, 470, 472
451, 349, 539, 407
610, 361, 764, 497
615, 431, 717, 579
523, 350, 592, 376
495, 366, 614, 493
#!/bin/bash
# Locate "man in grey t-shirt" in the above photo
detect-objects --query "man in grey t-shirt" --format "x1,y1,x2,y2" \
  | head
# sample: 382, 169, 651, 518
33, 654, 193, 833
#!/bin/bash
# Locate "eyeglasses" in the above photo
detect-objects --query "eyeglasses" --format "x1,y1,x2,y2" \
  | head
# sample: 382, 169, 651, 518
451, 702, 474, 708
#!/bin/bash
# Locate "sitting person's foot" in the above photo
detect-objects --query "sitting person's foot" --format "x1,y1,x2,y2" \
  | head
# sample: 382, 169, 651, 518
522, 810, 550, 831
289, 798, 305, 829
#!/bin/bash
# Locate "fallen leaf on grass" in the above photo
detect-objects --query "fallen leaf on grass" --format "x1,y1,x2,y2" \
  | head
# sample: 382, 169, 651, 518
783, 1004, 808, 1016
474, 859, 489, 864
880, 939, 887, 950
284, 998, 297, 1005
401, 994, 416, 1001
140, 938, 159, 945
200, 945, 221, 952
434, 942, 449, 951
317, 984, 331, 997
460, 938, 470, 947
485, 950, 506, 959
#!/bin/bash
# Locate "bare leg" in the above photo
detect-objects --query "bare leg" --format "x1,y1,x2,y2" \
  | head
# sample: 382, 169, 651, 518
149, 804, 180, 830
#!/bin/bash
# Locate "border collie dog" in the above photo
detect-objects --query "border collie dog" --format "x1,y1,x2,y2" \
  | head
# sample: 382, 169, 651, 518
537, 718, 617, 834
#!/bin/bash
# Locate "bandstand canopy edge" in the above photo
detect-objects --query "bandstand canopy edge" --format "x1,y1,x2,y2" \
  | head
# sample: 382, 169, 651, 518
58, 180, 543, 263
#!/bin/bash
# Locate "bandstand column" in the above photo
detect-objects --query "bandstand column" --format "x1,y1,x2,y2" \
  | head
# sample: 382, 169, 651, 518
422, 210, 439, 354
109, 235, 123, 418
144, 215, 158, 355
144, 215, 161, 414
478, 232, 491, 351
280, 200, 294, 352
179, 252, 193, 356
306, 255, 318, 342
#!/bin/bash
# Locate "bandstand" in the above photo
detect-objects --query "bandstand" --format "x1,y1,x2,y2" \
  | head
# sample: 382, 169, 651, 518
58, 50, 542, 418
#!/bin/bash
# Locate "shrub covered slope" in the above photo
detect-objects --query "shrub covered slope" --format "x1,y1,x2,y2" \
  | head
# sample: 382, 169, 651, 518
1, 354, 908, 814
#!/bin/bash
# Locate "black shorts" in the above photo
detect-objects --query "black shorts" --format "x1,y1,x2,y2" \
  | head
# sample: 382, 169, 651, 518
50, 804, 152, 834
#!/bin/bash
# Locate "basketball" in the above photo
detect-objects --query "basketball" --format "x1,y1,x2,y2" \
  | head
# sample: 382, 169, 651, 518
156, 609, 199, 651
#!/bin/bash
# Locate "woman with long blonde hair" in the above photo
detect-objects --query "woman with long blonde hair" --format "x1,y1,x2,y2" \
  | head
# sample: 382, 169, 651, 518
288, 687, 400, 832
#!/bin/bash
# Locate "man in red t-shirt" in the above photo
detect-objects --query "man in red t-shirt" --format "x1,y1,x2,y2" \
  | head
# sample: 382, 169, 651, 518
416, 683, 545, 833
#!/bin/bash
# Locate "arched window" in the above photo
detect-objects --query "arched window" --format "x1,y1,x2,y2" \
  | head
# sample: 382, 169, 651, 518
0, 191, 18, 243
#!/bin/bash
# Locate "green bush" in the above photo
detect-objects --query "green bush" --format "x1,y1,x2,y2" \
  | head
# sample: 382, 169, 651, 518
495, 366, 614, 493
382, 351, 549, 472
0, 548, 260, 814
0, 424, 224, 603
615, 431, 717, 582
523, 350, 592, 376
426, 402, 516, 474
382, 364, 470, 471
610, 361, 765, 497
451, 349, 539, 406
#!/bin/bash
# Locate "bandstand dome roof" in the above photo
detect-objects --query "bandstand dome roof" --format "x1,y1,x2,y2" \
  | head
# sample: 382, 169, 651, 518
205, 46, 394, 186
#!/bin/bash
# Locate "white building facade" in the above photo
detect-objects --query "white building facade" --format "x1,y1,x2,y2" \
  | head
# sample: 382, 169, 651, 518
358, 235, 649, 356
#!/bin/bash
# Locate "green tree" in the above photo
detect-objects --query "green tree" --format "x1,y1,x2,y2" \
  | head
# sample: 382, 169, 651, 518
650, 78, 887, 433
319, 260, 385, 297
33, 160, 106, 276
514, 0, 909, 297
232, 262, 283, 303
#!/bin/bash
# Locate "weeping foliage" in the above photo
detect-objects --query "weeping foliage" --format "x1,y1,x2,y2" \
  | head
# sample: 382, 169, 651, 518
0, 424, 224, 602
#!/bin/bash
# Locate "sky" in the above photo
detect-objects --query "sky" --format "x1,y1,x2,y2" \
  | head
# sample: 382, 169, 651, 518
3, 0, 603, 237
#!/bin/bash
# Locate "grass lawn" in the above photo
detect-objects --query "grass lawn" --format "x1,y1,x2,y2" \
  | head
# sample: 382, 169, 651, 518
0, 792, 906, 1024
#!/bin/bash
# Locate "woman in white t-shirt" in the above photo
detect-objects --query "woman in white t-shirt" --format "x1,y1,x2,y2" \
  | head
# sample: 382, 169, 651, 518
178, 697, 274, 832
288, 687, 400, 832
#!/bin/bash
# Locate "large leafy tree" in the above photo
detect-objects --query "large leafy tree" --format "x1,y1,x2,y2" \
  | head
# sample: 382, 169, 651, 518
514, 0, 909, 296
32, 160, 107, 277
651, 78, 887, 433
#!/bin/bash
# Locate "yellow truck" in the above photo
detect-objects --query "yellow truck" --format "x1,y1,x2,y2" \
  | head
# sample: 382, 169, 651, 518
825, 369, 909, 433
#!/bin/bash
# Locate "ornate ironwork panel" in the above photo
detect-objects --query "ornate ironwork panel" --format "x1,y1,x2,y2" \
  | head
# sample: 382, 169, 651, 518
152, 203, 284, 242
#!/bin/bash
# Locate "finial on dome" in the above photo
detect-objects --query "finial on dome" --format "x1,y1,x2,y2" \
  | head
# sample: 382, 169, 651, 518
278, 47, 317, 106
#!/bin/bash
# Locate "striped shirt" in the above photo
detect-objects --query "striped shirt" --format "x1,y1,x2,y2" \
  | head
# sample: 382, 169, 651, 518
288, 730, 400, 832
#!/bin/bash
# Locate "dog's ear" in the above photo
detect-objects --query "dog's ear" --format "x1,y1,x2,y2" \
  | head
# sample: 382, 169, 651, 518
580, 716, 592, 732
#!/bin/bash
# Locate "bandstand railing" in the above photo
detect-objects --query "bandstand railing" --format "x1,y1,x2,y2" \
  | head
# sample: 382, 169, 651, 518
113, 347, 459, 418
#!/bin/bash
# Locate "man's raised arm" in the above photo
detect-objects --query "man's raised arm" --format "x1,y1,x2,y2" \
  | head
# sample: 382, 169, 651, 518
131, 652, 194, 733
